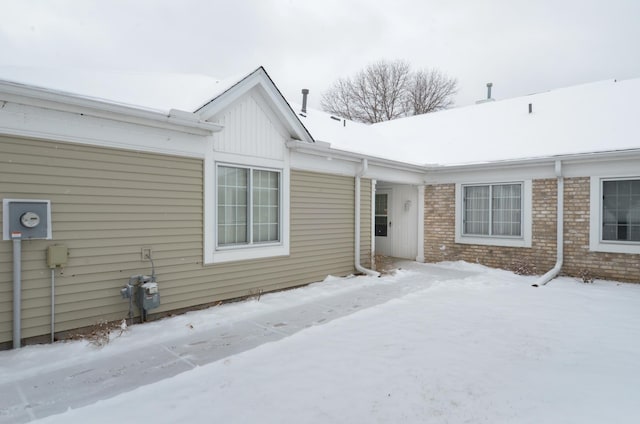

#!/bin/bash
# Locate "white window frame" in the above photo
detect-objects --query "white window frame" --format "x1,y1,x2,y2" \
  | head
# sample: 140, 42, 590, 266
204, 151, 290, 264
455, 180, 532, 248
589, 176, 640, 254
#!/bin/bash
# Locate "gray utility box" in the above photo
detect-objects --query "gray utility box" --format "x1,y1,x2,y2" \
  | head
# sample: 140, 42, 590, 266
137, 280, 161, 311
3, 199, 52, 240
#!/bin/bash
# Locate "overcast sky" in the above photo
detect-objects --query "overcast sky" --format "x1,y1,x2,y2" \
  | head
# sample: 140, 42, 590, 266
2, 0, 640, 110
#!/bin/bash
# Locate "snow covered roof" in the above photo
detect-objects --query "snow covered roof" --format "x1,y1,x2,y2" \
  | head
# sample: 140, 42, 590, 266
2, 65, 638, 167
0, 66, 243, 113
0, 65, 315, 145
297, 78, 640, 166
290, 103, 370, 144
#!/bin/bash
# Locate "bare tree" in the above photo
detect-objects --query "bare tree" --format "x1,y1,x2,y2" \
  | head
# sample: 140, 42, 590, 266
406, 69, 458, 115
321, 60, 457, 124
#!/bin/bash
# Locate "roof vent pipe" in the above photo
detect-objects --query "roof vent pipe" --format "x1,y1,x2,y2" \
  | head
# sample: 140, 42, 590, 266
301, 89, 309, 114
476, 83, 495, 104
529, 103, 533, 114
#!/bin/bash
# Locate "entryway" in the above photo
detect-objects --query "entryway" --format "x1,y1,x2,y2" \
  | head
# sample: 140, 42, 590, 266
374, 182, 421, 260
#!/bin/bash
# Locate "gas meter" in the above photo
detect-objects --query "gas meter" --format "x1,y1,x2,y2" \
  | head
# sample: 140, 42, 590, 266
121, 274, 160, 323
137, 280, 160, 312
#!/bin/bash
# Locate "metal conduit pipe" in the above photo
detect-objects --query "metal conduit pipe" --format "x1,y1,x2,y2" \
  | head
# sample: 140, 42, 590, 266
51, 269, 55, 343
355, 159, 380, 277
533, 160, 564, 287
13, 237, 21, 349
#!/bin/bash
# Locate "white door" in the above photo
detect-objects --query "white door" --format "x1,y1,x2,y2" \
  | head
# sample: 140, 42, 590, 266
375, 191, 392, 255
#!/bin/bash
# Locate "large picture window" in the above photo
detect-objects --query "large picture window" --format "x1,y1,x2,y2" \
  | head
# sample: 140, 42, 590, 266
602, 179, 640, 242
217, 165, 280, 248
463, 183, 522, 237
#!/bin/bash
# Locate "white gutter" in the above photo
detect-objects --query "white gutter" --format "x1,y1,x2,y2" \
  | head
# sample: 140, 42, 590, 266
0, 80, 222, 135
286, 139, 428, 173
533, 160, 564, 286
355, 159, 380, 277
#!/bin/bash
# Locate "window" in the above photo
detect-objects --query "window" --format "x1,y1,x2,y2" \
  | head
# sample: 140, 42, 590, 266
455, 181, 531, 248
217, 165, 280, 248
601, 179, 640, 242
375, 193, 388, 237
463, 183, 522, 237
588, 176, 640, 254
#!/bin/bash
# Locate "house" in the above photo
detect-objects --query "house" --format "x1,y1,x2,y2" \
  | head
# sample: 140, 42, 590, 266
0, 67, 424, 349
299, 77, 640, 282
1, 67, 638, 349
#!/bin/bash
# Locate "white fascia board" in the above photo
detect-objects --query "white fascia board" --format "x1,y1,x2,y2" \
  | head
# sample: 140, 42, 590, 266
426, 149, 640, 174
367, 164, 425, 185
287, 140, 427, 178
563, 155, 640, 178
290, 150, 358, 177
0, 80, 222, 136
427, 162, 557, 184
290, 140, 427, 172
0, 101, 209, 158
289, 148, 425, 184
426, 151, 640, 184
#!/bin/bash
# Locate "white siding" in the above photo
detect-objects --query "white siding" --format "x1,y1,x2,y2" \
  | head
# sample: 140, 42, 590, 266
210, 89, 286, 160
376, 183, 419, 260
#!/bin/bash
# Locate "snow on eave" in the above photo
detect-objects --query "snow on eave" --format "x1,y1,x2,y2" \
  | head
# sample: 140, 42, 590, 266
192, 68, 258, 113
287, 138, 427, 173
0, 66, 234, 113
0, 78, 221, 135
426, 147, 640, 171
0, 76, 168, 114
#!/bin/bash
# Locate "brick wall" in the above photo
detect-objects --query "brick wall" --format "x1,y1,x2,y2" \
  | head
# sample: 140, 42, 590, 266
563, 177, 640, 282
424, 177, 640, 282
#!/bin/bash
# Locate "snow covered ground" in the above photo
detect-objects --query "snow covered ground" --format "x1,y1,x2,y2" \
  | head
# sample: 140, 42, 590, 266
2, 261, 640, 423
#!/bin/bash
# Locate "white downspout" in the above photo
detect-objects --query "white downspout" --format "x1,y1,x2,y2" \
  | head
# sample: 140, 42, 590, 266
371, 179, 377, 267
355, 159, 380, 277
533, 160, 563, 286
416, 185, 425, 262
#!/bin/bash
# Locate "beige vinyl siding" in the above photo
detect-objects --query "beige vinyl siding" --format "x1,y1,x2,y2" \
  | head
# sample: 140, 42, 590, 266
1, 136, 370, 344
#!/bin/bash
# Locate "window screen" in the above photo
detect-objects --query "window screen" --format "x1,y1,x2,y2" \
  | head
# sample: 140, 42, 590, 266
217, 165, 280, 247
463, 183, 522, 237
602, 179, 640, 242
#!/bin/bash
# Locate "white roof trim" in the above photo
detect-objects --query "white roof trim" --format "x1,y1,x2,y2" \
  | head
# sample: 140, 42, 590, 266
288, 138, 640, 177
0, 79, 222, 136
195, 67, 314, 144
286, 139, 427, 173
427, 148, 640, 172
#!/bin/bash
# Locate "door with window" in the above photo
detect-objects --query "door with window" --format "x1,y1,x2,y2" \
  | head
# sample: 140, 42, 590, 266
375, 191, 392, 255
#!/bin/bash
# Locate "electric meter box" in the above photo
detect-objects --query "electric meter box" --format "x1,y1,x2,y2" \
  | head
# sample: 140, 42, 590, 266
2, 199, 52, 240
